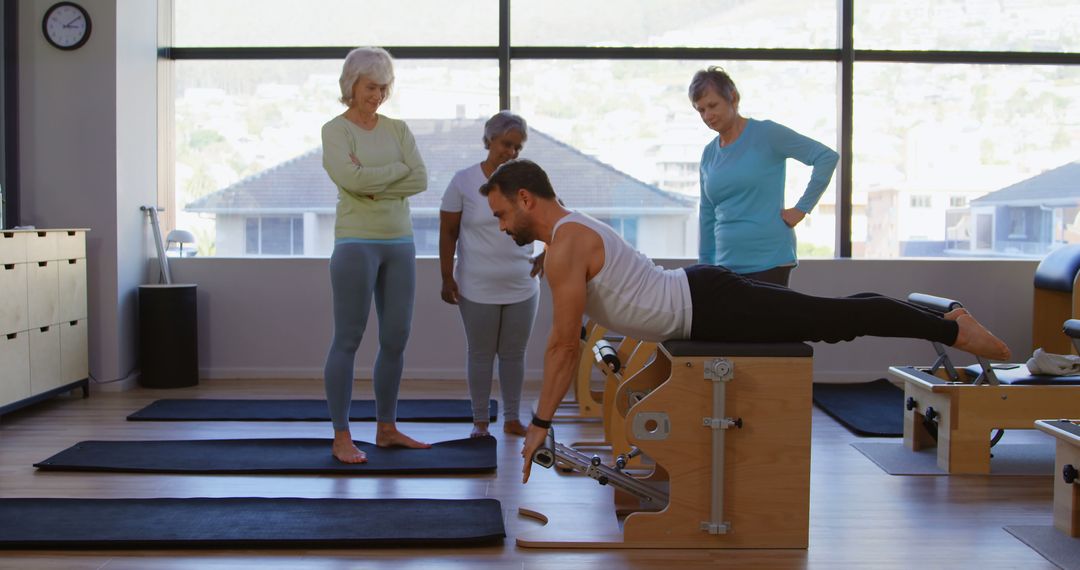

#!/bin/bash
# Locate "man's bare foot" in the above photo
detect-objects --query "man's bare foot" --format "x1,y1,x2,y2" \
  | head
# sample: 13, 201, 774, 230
952, 313, 1011, 361
471, 422, 491, 438
503, 420, 527, 436
943, 307, 969, 321
375, 423, 431, 449
332, 430, 367, 464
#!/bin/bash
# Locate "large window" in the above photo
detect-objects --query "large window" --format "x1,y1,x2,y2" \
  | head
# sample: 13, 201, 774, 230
511, 0, 836, 48
169, 0, 1080, 260
174, 0, 497, 47
853, 63, 1080, 258
514, 59, 836, 258
174, 59, 499, 257
854, 0, 1080, 52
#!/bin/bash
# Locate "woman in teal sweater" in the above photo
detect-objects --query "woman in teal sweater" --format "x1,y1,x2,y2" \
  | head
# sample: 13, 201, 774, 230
690, 66, 838, 287
320, 47, 429, 463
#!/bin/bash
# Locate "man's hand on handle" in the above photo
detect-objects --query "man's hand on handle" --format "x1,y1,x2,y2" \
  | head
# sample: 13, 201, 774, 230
520, 424, 548, 483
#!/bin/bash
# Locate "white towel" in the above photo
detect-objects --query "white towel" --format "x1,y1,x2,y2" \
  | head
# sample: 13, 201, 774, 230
1026, 348, 1080, 376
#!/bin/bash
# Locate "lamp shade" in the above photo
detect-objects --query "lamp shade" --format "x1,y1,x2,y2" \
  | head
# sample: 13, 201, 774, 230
166, 229, 196, 245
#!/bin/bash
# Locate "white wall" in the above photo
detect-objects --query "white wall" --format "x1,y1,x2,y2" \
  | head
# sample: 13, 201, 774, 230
171, 256, 1037, 384
19, 0, 157, 385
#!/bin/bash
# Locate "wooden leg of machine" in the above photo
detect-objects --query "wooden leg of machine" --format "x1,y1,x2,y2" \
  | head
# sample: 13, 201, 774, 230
1052, 440, 1080, 537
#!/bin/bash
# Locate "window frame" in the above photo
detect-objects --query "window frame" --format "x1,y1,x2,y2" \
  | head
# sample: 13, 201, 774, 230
163, 0, 1080, 259
1, 0, 18, 229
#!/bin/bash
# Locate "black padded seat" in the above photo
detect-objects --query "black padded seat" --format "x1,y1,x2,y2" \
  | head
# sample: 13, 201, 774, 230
962, 364, 1080, 385
1033, 244, 1080, 292
1064, 319, 1080, 338
662, 340, 813, 358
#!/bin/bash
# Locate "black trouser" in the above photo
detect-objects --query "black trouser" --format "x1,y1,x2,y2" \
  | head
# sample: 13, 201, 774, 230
740, 265, 794, 287
684, 265, 959, 345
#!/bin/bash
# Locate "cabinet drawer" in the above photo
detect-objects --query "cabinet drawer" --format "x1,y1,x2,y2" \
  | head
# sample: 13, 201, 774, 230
56, 230, 86, 260
29, 325, 61, 394
0, 263, 28, 335
59, 259, 88, 322
60, 319, 88, 384
26, 232, 58, 263
0, 232, 26, 264
27, 262, 60, 329
0, 331, 31, 407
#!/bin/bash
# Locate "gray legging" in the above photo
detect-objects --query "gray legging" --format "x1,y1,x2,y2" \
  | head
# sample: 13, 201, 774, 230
457, 293, 539, 424
324, 241, 415, 430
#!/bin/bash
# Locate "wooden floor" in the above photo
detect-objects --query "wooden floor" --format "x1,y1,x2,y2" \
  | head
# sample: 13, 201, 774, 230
0, 378, 1062, 569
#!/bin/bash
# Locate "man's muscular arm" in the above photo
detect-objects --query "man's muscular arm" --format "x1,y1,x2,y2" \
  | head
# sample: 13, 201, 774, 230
520, 228, 589, 483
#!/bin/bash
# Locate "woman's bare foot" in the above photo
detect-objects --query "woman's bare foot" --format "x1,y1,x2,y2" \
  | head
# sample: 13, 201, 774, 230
331, 430, 367, 464
375, 422, 431, 449
471, 422, 491, 438
952, 313, 1011, 361
943, 307, 969, 321
502, 419, 527, 436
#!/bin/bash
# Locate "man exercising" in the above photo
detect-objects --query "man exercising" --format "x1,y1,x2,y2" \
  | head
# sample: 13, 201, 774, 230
479, 159, 1012, 484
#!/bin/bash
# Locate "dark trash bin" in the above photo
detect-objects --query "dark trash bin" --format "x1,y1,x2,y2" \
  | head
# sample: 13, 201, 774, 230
138, 284, 199, 388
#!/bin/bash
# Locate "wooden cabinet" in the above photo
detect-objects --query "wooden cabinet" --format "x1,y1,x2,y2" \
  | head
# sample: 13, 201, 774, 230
0, 229, 89, 415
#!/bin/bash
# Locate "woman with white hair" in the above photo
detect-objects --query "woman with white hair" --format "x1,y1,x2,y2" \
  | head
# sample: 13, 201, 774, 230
439, 111, 541, 438
320, 46, 429, 463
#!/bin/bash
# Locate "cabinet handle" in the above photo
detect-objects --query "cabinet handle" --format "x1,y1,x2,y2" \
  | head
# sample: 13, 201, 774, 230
40, 326, 50, 332
3, 264, 13, 270
5, 333, 15, 340
38, 261, 48, 267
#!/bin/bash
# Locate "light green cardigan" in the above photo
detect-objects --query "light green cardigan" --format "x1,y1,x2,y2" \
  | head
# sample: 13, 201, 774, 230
320, 114, 428, 240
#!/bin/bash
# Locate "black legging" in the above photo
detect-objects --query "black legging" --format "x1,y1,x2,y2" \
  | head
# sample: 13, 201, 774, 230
740, 265, 793, 287
684, 265, 958, 346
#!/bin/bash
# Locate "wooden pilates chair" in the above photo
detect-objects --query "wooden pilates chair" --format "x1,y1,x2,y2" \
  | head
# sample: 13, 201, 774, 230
891, 293, 1080, 474
556, 319, 655, 423
567, 329, 658, 451
1033, 244, 1080, 355
519, 339, 815, 549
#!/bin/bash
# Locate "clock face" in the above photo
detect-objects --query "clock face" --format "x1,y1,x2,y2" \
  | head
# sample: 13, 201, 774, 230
43, 2, 92, 50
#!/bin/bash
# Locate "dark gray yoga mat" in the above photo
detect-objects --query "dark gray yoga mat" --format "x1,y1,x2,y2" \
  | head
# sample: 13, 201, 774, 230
1004, 526, 1080, 570
812, 379, 903, 437
852, 441, 1055, 476
0, 498, 505, 549
35, 436, 496, 475
127, 398, 497, 422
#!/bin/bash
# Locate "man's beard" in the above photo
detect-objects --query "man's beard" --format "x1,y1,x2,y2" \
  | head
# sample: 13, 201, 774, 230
508, 226, 534, 247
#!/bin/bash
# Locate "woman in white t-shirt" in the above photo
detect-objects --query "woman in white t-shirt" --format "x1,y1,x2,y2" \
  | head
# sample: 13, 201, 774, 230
439, 111, 542, 438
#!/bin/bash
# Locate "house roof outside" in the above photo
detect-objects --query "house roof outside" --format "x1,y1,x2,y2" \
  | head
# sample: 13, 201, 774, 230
971, 160, 1080, 207
186, 118, 696, 215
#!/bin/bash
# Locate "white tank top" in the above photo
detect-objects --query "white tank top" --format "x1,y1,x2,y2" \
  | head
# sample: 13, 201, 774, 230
552, 212, 692, 342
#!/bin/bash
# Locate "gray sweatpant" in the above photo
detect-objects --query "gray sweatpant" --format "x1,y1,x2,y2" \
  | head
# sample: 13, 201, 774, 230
457, 293, 539, 424
324, 241, 415, 430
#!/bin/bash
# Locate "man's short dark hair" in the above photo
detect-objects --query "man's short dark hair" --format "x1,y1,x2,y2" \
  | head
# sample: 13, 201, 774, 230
479, 159, 557, 201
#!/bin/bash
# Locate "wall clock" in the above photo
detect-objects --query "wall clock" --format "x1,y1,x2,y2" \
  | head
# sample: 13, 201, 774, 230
42, 2, 92, 51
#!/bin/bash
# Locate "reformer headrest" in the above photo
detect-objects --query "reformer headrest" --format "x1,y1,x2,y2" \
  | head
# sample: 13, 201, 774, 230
1064, 319, 1080, 339
908, 293, 963, 313
1034, 244, 1080, 293
662, 340, 813, 357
